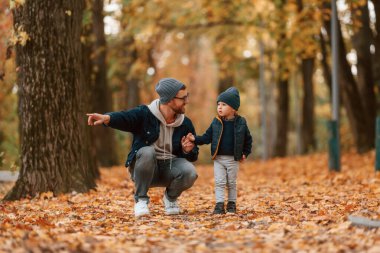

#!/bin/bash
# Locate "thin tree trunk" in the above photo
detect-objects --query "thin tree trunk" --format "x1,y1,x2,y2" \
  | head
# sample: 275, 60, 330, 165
319, 30, 332, 96
272, 0, 289, 157
91, 0, 118, 166
5, 0, 96, 200
351, 0, 376, 147
127, 78, 140, 108
273, 77, 289, 157
300, 58, 316, 153
124, 36, 140, 109
296, 0, 316, 154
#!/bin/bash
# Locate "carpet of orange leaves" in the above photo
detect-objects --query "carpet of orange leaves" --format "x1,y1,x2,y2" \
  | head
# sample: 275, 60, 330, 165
1, 151, 380, 252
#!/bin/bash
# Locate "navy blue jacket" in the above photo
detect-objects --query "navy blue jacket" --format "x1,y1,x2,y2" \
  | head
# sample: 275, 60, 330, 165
106, 105, 199, 167
195, 115, 252, 161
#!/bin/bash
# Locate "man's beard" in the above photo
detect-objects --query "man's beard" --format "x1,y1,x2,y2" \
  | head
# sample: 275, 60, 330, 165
171, 105, 185, 114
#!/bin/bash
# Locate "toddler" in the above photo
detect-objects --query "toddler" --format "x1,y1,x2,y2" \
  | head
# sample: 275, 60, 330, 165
189, 87, 252, 214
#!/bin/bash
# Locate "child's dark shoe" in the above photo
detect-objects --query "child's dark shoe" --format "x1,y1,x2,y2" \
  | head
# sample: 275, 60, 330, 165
226, 201, 236, 213
213, 202, 225, 214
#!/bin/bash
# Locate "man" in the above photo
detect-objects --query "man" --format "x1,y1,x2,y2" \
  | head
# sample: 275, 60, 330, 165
87, 78, 198, 217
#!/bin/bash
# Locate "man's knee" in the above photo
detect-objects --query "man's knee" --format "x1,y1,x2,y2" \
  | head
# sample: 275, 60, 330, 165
181, 162, 198, 185
136, 146, 156, 161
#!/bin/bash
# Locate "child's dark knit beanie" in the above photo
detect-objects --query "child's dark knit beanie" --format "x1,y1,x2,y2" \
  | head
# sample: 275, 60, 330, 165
155, 78, 185, 103
217, 87, 240, 110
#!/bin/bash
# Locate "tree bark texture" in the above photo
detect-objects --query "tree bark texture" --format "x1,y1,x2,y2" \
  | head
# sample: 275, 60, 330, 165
5, 0, 97, 200
81, 15, 100, 179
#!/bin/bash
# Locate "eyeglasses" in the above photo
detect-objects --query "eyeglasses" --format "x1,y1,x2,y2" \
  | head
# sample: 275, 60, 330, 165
173, 93, 190, 101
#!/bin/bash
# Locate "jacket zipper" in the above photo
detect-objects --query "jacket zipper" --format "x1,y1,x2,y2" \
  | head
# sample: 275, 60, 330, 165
212, 116, 223, 160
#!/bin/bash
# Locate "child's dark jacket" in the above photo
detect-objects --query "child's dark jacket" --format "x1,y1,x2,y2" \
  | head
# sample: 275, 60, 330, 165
194, 115, 252, 161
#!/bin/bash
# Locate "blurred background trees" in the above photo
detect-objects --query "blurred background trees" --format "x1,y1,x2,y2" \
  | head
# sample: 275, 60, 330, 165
0, 0, 379, 172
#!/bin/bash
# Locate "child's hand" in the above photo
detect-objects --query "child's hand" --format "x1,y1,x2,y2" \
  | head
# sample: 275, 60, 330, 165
181, 135, 194, 153
186, 133, 195, 142
240, 155, 246, 162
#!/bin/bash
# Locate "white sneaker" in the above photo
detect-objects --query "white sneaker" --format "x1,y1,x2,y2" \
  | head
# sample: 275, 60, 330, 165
134, 200, 150, 217
163, 194, 180, 215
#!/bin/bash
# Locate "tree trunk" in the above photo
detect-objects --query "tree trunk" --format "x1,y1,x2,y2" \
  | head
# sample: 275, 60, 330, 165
296, 0, 316, 154
323, 3, 372, 153
4, 0, 97, 200
124, 36, 141, 109
273, 78, 289, 157
91, 0, 118, 166
319, 31, 332, 96
81, 16, 100, 179
350, 0, 376, 146
127, 78, 140, 109
372, 0, 380, 93
300, 58, 316, 153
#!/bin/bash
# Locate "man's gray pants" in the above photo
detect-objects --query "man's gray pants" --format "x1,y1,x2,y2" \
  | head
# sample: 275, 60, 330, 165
129, 146, 198, 202
214, 155, 239, 203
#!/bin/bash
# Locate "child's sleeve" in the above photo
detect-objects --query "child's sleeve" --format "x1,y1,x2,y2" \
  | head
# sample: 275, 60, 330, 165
194, 123, 213, 145
243, 125, 253, 157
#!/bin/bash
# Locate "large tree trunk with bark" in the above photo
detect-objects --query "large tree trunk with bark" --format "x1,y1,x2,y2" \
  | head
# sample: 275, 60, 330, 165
91, 0, 118, 166
273, 78, 289, 157
4, 0, 97, 200
350, 0, 376, 146
323, 3, 372, 153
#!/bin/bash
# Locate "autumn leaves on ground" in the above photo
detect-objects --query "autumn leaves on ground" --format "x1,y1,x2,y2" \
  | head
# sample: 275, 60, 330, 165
1, 152, 380, 252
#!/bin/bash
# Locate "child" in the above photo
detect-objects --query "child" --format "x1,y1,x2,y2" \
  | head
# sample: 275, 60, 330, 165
189, 87, 252, 214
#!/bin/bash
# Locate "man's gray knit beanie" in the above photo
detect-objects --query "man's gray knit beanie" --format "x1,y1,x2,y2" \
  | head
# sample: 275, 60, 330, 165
155, 78, 185, 103
217, 87, 240, 110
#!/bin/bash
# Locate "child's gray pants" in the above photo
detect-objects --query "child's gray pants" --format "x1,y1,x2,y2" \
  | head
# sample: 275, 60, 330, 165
213, 155, 239, 203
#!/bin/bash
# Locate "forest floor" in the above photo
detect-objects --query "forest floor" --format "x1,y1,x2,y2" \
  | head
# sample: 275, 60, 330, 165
1, 152, 380, 252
